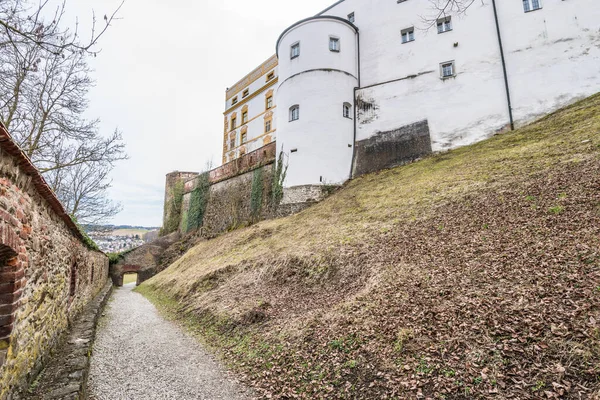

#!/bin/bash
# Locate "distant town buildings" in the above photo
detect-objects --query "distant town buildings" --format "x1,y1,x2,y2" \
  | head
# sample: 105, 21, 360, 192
87, 230, 158, 253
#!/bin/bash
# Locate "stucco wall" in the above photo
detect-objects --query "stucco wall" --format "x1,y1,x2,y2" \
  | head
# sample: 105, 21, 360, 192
276, 17, 358, 187
0, 146, 108, 398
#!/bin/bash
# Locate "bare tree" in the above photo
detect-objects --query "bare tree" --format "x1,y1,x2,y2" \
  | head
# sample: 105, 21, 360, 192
422, 0, 482, 28
0, 0, 127, 223
0, 0, 123, 55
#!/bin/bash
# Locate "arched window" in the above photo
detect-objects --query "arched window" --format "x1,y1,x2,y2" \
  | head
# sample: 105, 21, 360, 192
289, 105, 299, 122
343, 102, 352, 119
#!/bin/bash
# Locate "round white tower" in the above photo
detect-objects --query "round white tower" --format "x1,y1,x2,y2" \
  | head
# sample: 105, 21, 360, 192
275, 16, 359, 188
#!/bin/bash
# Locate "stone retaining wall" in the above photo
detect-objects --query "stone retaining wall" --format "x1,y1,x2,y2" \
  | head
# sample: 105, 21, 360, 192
17, 282, 112, 400
0, 125, 109, 399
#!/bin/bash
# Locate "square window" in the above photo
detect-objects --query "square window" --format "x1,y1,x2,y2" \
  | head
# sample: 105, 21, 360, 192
291, 43, 300, 59
231, 97, 238, 105
522, 0, 542, 12
329, 37, 340, 52
266, 71, 275, 81
348, 12, 355, 23
242, 89, 249, 98
401, 27, 415, 43
440, 61, 455, 78
437, 16, 452, 34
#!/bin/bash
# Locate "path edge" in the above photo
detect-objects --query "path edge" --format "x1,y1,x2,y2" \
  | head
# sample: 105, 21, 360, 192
17, 282, 113, 400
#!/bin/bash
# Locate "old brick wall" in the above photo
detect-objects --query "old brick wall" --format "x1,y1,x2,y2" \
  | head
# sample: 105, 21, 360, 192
0, 138, 108, 398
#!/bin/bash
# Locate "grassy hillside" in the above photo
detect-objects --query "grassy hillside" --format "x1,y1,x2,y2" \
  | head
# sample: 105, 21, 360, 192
138, 94, 600, 399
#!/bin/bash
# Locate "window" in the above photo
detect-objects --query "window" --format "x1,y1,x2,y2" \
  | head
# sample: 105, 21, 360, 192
348, 12, 355, 23
230, 138, 236, 149
242, 89, 249, 98
231, 96, 238, 105
401, 27, 415, 43
291, 42, 300, 59
329, 37, 340, 52
289, 105, 299, 122
231, 117, 236, 130
241, 132, 247, 143
437, 16, 452, 34
265, 120, 272, 133
440, 61, 455, 78
266, 96, 273, 110
266, 71, 275, 81
523, 0, 542, 12
242, 112, 248, 124
343, 103, 352, 119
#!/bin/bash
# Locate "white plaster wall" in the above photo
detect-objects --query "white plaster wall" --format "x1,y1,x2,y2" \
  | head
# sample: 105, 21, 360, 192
319, 0, 510, 151
276, 17, 358, 186
276, 71, 356, 186
496, 0, 600, 126
277, 18, 358, 81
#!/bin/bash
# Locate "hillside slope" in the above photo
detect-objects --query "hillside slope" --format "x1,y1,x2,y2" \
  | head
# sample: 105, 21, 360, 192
139, 94, 600, 399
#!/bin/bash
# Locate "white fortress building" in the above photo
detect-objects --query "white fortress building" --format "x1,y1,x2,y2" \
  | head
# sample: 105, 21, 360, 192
222, 0, 600, 201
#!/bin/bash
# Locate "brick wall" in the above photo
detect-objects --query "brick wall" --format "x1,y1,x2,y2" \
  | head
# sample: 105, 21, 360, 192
208, 142, 276, 184
0, 130, 108, 398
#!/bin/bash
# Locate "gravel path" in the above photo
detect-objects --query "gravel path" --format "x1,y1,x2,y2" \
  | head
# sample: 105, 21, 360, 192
88, 283, 251, 400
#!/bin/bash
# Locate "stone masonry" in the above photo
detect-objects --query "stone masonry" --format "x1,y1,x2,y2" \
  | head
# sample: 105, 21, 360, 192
0, 123, 109, 399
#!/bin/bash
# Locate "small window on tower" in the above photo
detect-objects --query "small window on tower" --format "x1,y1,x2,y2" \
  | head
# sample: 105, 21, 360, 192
242, 112, 248, 124
343, 102, 352, 119
231, 96, 238, 105
290, 42, 300, 59
348, 12, 355, 23
230, 138, 236, 149
265, 120, 272, 133
329, 37, 340, 52
266, 71, 275, 81
242, 89, 249, 98
241, 132, 247, 143
266, 96, 273, 110
289, 105, 299, 122
231, 117, 237, 130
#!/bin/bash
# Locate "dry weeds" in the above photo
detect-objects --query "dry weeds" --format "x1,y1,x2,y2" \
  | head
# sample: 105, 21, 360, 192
140, 94, 600, 399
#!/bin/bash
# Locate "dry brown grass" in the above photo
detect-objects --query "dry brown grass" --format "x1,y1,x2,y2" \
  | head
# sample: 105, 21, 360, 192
140, 93, 600, 399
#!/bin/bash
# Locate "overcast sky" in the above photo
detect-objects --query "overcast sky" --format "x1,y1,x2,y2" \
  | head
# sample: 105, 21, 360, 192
65, 0, 333, 227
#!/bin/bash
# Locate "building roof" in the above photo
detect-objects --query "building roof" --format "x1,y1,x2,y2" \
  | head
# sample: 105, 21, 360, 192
0, 121, 94, 248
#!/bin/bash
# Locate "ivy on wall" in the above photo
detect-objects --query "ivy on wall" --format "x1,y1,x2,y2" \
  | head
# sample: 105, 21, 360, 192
271, 151, 288, 208
161, 180, 185, 236
186, 172, 211, 233
250, 167, 264, 219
